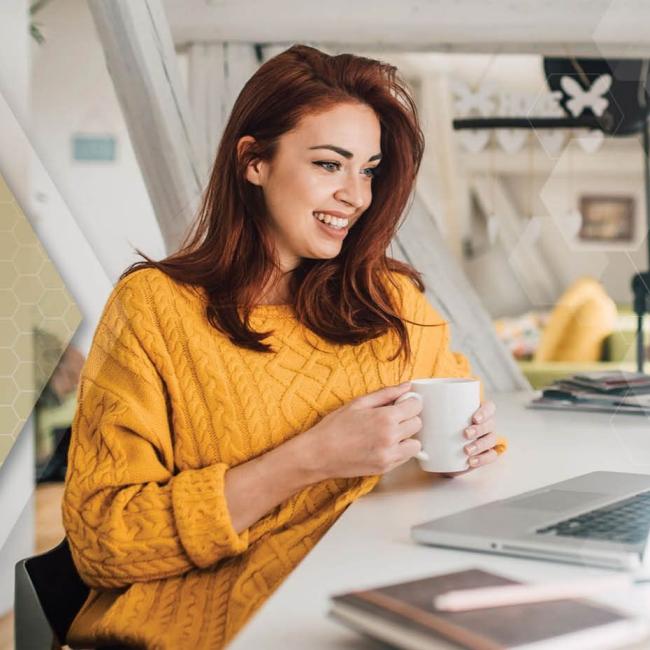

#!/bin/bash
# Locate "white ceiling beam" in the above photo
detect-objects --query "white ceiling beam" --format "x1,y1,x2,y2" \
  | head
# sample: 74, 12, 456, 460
88, 0, 207, 253
163, 0, 650, 58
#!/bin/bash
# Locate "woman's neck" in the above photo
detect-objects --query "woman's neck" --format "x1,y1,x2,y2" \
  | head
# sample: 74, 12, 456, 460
257, 272, 292, 305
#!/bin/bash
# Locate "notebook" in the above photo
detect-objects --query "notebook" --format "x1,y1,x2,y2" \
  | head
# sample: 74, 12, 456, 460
527, 371, 650, 416
329, 568, 649, 650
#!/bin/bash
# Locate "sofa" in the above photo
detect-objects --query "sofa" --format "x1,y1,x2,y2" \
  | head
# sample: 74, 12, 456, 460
518, 311, 646, 389
495, 277, 648, 389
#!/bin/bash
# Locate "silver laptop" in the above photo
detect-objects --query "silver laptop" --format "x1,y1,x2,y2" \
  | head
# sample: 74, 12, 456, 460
412, 471, 650, 570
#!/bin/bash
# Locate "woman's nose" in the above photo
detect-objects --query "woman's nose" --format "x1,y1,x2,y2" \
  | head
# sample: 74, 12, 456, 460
335, 172, 366, 209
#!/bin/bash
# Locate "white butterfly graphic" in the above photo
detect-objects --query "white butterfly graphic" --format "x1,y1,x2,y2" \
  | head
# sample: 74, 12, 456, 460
458, 130, 490, 153
450, 80, 496, 117
451, 81, 495, 152
560, 74, 612, 118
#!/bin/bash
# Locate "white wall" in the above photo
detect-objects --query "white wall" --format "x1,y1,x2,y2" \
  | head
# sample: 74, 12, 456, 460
0, 0, 30, 198
461, 154, 646, 317
464, 241, 536, 317
505, 161, 646, 307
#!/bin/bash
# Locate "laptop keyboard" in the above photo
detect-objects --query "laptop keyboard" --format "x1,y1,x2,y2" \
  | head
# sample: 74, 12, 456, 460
536, 490, 650, 545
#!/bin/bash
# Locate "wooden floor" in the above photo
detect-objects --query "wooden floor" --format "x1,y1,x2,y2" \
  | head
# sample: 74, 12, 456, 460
0, 482, 66, 650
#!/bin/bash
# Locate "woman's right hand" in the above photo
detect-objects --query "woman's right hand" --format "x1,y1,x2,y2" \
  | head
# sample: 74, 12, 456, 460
299, 382, 423, 480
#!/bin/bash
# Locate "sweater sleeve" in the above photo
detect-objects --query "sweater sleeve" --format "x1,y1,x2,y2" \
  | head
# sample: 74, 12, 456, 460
62, 275, 249, 590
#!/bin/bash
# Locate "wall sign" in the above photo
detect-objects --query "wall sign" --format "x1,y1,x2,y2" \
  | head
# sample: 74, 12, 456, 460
72, 134, 117, 162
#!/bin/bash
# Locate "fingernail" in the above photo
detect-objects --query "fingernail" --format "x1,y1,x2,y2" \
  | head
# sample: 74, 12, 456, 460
466, 444, 477, 455
465, 427, 476, 439
469, 457, 479, 467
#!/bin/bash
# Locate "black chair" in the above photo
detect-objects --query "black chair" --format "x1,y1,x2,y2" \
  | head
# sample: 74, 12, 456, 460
14, 538, 90, 650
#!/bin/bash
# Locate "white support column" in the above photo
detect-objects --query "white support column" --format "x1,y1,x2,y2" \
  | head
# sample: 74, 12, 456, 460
0, 0, 35, 617
396, 194, 529, 392
88, 0, 206, 252
416, 73, 472, 260
186, 42, 259, 172
472, 174, 558, 308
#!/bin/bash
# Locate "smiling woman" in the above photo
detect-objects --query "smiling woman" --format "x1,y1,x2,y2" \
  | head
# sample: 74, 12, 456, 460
62, 44, 505, 650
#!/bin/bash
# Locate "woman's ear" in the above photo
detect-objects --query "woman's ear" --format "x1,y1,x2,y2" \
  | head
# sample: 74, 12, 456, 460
237, 135, 265, 186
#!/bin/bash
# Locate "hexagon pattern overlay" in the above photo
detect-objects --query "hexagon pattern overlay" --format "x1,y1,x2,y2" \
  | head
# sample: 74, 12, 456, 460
0, 174, 82, 467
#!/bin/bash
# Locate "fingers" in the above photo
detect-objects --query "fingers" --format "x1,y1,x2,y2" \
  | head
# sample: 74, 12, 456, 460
471, 400, 496, 425
395, 414, 423, 442
464, 416, 496, 441
465, 427, 500, 470
391, 394, 423, 423
467, 447, 498, 469
355, 381, 412, 409
465, 401, 496, 440
394, 437, 422, 465
464, 432, 497, 457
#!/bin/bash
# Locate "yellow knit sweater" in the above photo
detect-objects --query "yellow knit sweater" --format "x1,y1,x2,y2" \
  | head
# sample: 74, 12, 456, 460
63, 267, 488, 649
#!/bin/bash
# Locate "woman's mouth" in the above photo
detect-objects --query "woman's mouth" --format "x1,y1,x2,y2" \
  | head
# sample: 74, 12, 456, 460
313, 211, 349, 231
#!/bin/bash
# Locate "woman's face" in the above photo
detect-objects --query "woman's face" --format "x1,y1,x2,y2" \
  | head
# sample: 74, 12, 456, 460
241, 102, 382, 271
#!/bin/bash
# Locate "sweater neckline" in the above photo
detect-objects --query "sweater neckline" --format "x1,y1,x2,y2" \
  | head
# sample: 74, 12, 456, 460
248, 303, 295, 318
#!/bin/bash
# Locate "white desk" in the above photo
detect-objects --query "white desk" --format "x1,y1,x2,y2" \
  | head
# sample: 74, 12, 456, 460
231, 391, 650, 649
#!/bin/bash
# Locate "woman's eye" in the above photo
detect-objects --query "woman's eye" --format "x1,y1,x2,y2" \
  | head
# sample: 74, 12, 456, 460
363, 167, 380, 179
314, 161, 341, 172
314, 161, 380, 179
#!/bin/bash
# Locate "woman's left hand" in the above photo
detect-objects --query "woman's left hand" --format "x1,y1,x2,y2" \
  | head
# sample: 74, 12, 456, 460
439, 400, 500, 478
464, 400, 499, 469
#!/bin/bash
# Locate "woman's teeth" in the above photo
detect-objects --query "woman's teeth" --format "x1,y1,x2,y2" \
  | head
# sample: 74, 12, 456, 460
313, 212, 349, 230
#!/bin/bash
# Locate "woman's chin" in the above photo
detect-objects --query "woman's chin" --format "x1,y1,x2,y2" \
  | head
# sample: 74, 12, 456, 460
304, 241, 343, 259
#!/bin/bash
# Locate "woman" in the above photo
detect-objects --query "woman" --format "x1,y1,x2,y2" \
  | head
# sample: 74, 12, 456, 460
63, 44, 504, 649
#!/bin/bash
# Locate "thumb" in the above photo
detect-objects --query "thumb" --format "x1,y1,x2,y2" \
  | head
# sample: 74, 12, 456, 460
353, 381, 412, 409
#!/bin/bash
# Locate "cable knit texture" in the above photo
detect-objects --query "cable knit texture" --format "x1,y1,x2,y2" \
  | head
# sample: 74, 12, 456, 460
63, 267, 503, 649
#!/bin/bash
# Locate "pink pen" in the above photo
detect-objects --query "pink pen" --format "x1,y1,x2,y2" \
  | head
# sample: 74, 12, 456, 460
433, 574, 635, 612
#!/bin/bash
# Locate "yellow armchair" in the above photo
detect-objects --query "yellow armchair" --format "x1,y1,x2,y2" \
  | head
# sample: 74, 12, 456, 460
534, 277, 618, 363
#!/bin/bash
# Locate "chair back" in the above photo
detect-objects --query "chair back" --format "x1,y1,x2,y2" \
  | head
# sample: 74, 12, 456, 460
14, 538, 90, 650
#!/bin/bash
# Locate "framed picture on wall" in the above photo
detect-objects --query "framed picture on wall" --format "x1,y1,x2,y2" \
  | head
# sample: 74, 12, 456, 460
578, 195, 635, 242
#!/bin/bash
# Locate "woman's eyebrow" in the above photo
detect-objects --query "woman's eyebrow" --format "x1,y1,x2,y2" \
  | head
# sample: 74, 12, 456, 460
308, 145, 382, 162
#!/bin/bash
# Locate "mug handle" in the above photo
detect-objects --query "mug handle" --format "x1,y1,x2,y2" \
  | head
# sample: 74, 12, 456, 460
393, 391, 429, 461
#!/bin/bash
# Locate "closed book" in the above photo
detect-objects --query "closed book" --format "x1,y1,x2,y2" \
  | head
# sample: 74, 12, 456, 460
573, 371, 650, 387
566, 372, 650, 396
329, 568, 648, 650
527, 397, 650, 416
543, 387, 650, 407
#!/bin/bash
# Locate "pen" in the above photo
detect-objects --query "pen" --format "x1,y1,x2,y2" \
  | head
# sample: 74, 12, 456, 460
433, 574, 636, 611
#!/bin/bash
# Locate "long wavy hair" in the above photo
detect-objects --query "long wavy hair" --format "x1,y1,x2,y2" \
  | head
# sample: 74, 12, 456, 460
122, 44, 432, 366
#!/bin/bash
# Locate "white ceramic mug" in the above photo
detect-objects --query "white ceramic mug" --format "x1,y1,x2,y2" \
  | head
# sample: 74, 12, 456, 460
394, 378, 480, 473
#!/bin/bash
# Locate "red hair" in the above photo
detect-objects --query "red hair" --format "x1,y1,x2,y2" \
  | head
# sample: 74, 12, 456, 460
122, 44, 430, 365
